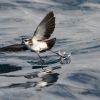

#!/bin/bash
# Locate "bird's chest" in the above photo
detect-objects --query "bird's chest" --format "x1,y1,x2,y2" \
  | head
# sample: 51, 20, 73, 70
30, 42, 47, 52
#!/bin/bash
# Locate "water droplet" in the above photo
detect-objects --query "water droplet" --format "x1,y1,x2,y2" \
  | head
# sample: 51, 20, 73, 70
58, 50, 71, 64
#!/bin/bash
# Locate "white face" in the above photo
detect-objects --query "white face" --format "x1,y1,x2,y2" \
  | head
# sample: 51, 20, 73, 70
23, 39, 30, 45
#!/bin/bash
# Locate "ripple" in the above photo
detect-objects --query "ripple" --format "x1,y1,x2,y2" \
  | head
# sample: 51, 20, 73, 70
48, 84, 76, 98
0, 64, 22, 74
0, 81, 36, 89
0, 3, 17, 10
68, 73, 97, 84
81, 89, 100, 97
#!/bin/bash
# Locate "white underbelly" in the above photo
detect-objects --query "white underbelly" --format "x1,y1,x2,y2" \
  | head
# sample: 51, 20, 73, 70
31, 42, 48, 52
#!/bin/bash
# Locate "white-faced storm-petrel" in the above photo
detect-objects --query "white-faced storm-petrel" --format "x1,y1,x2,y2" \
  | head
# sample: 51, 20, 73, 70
23, 11, 56, 69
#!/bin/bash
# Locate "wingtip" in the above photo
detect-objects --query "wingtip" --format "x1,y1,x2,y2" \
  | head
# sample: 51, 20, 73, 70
48, 11, 54, 16
49, 11, 54, 14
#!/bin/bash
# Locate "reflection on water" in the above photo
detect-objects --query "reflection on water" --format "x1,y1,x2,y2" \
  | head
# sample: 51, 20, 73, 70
0, 72, 59, 90
0, 81, 36, 89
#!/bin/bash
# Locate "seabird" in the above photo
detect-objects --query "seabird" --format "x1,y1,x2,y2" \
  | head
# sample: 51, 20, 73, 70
22, 11, 56, 69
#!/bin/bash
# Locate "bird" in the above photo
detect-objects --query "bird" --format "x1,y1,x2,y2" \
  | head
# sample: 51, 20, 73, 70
22, 11, 56, 69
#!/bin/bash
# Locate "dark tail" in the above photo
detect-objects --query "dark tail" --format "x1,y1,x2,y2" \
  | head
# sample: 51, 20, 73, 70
46, 38, 56, 50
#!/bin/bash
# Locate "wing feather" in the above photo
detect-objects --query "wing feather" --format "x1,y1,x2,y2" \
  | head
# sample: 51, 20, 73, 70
0, 44, 28, 52
33, 11, 55, 40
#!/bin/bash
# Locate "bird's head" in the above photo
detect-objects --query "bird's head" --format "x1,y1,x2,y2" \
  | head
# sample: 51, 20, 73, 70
23, 38, 29, 45
22, 38, 33, 46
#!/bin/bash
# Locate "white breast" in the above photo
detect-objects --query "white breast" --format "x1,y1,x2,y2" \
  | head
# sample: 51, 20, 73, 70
31, 41, 48, 52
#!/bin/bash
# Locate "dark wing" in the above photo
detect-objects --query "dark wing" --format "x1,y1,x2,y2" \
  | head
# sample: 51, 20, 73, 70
33, 11, 55, 40
0, 44, 28, 52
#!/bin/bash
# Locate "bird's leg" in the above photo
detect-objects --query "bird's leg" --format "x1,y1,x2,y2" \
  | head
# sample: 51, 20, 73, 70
50, 50, 71, 64
35, 52, 45, 70
50, 50, 62, 57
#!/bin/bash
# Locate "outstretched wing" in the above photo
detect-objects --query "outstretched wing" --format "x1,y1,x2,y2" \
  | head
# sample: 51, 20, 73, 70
0, 44, 28, 52
33, 11, 55, 40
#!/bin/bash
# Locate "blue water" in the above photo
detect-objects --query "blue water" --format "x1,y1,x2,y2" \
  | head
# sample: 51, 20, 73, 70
0, 0, 100, 100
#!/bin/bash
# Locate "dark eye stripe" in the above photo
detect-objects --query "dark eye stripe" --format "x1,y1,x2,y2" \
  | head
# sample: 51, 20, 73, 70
24, 40, 27, 42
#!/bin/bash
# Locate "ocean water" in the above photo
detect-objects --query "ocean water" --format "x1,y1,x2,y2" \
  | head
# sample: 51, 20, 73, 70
0, 0, 100, 100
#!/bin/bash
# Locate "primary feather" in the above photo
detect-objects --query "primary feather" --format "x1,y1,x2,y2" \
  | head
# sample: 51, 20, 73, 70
33, 11, 55, 41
